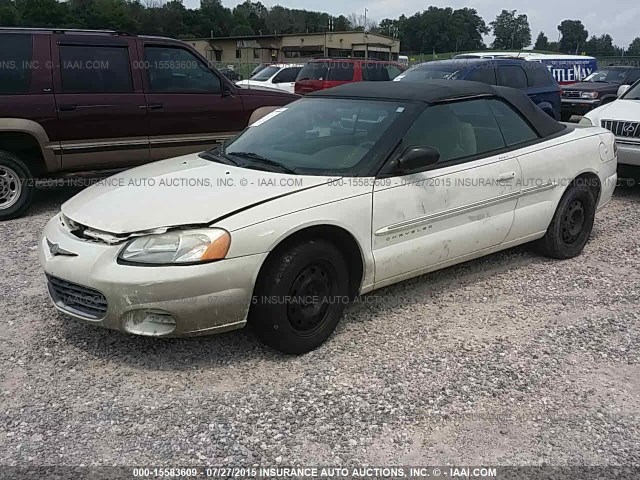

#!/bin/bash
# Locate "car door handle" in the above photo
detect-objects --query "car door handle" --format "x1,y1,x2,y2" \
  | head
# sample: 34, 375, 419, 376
496, 172, 516, 182
147, 103, 164, 110
58, 104, 77, 112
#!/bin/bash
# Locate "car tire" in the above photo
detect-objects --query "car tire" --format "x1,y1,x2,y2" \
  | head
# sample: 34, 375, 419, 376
0, 151, 34, 221
535, 184, 596, 260
250, 239, 349, 354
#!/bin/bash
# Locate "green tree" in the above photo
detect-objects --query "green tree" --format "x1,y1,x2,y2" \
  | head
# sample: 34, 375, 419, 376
628, 37, 640, 56
557, 19, 588, 54
490, 9, 531, 49
534, 31, 549, 50
0, 0, 19, 25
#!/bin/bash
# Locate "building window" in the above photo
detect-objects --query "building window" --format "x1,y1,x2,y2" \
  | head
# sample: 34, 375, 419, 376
253, 49, 261, 59
235, 49, 241, 59
215, 51, 222, 62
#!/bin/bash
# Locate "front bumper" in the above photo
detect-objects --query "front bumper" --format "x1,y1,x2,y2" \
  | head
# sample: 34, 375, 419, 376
561, 98, 599, 116
38, 214, 267, 337
616, 140, 640, 167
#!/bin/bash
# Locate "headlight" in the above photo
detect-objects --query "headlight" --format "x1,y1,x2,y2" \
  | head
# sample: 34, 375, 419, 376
118, 229, 231, 265
578, 117, 593, 126
581, 91, 599, 99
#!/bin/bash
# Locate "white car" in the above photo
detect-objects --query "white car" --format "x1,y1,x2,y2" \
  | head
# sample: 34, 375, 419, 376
39, 81, 617, 354
580, 80, 640, 167
236, 64, 304, 94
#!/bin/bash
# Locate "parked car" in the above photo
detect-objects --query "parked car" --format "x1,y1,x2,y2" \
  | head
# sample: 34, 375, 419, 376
236, 64, 304, 93
217, 67, 242, 82
39, 81, 616, 353
579, 79, 640, 168
0, 28, 297, 220
395, 59, 561, 119
294, 58, 404, 95
561, 66, 640, 121
455, 52, 598, 85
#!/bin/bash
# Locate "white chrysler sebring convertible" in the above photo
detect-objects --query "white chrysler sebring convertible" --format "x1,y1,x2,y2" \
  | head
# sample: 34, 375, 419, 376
39, 81, 617, 353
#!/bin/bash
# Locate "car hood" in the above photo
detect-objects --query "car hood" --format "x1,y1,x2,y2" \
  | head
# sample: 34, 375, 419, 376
587, 99, 640, 121
61, 154, 331, 234
563, 82, 620, 93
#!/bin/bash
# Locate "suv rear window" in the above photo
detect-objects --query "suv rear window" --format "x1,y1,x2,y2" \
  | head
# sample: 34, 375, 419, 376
362, 63, 391, 81
0, 34, 33, 94
328, 62, 355, 81
525, 64, 554, 87
60, 45, 133, 93
297, 62, 329, 81
497, 65, 528, 89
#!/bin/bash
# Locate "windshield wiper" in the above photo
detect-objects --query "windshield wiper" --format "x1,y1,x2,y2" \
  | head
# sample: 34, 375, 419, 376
199, 149, 240, 166
227, 152, 298, 174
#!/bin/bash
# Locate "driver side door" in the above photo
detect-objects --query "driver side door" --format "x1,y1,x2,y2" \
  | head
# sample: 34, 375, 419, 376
372, 98, 525, 286
141, 43, 245, 161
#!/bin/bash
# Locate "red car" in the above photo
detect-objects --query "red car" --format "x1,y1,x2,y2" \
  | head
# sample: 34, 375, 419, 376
294, 58, 404, 95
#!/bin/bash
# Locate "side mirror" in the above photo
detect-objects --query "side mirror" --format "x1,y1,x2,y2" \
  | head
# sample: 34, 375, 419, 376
222, 83, 234, 97
397, 146, 440, 173
617, 85, 631, 97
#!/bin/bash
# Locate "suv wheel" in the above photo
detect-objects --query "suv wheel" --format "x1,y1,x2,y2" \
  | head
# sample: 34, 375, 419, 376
0, 151, 34, 220
250, 239, 349, 354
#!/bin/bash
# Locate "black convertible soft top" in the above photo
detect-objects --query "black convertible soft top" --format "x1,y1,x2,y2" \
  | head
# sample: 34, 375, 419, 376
309, 80, 566, 138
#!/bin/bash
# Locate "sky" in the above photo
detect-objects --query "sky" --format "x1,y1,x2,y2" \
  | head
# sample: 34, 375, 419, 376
183, 0, 640, 48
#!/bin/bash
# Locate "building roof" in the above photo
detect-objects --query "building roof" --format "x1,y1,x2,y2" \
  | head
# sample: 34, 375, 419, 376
186, 31, 398, 42
309, 80, 565, 138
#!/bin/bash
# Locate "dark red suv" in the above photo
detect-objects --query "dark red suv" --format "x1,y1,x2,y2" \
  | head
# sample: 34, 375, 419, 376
294, 58, 404, 95
0, 28, 297, 220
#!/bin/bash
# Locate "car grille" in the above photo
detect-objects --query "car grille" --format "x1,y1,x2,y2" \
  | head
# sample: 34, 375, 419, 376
47, 275, 108, 320
562, 90, 582, 99
601, 120, 640, 138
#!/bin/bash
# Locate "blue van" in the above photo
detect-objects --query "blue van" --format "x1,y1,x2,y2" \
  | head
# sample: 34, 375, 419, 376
395, 58, 562, 119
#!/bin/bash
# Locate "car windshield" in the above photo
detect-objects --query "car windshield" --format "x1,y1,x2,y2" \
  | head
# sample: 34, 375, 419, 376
250, 65, 281, 81
395, 64, 463, 81
220, 98, 409, 175
583, 69, 628, 84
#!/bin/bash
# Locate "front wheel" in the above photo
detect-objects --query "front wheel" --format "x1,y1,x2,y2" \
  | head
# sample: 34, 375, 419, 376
250, 239, 349, 354
535, 184, 596, 259
0, 151, 34, 221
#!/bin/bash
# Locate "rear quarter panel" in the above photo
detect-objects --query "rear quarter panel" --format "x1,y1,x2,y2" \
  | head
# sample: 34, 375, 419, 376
506, 126, 616, 242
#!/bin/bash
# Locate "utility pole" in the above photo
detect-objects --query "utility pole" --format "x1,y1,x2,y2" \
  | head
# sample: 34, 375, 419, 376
364, 8, 368, 32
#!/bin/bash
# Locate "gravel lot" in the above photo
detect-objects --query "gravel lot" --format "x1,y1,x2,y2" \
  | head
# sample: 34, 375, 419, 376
1, 185, 640, 467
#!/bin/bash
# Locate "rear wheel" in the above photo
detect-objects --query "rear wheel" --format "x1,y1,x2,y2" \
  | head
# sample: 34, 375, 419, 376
0, 151, 34, 221
535, 184, 596, 259
250, 239, 349, 354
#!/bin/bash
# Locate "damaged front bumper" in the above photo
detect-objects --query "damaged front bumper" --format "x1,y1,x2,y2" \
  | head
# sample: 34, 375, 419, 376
38, 213, 266, 337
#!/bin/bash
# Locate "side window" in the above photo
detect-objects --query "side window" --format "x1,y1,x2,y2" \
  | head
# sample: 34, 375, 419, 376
362, 63, 390, 81
273, 67, 301, 83
0, 34, 33, 94
399, 99, 506, 165
525, 64, 554, 87
328, 62, 354, 81
466, 65, 497, 85
487, 99, 538, 146
59, 45, 132, 93
385, 65, 402, 80
145, 46, 221, 93
497, 65, 527, 89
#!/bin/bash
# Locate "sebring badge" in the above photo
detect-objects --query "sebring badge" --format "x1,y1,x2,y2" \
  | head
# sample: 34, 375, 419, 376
46, 239, 77, 257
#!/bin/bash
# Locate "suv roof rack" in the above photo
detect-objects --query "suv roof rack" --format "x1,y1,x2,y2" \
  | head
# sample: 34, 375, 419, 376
0, 27, 136, 36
